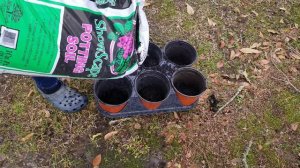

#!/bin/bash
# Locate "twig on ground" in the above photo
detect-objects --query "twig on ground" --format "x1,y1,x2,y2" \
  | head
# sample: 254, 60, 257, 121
270, 57, 300, 93
213, 85, 245, 117
242, 139, 253, 168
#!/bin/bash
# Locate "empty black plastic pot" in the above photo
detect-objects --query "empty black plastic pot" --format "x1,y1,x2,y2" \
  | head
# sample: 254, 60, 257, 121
94, 77, 133, 113
172, 67, 207, 106
164, 41, 197, 67
142, 43, 162, 68
135, 71, 170, 110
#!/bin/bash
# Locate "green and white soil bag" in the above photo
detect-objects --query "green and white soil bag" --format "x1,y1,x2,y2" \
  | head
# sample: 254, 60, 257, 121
0, 0, 149, 79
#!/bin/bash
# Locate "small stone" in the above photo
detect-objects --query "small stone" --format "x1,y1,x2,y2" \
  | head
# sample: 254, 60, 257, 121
134, 123, 141, 130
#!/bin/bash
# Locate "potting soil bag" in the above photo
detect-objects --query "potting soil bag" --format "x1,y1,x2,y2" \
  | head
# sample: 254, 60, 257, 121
0, 0, 149, 79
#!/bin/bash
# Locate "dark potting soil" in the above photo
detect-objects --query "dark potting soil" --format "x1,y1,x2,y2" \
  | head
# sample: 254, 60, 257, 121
175, 83, 200, 96
144, 56, 159, 67
98, 89, 129, 105
139, 85, 166, 102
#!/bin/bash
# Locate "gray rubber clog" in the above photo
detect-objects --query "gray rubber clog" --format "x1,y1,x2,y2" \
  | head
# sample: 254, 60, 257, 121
36, 83, 88, 113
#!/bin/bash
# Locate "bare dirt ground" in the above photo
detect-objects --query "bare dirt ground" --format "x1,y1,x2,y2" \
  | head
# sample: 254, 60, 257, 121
0, 0, 300, 167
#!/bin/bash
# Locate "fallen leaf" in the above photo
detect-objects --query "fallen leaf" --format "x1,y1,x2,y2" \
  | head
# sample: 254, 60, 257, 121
239, 70, 251, 83
279, 7, 287, 12
91, 133, 102, 141
233, 7, 240, 13
259, 59, 270, 65
208, 18, 216, 27
104, 131, 118, 140
240, 48, 262, 54
295, 23, 299, 29
92, 154, 102, 168
144, 2, 152, 7
250, 43, 261, 49
291, 123, 298, 131
21, 133, 34, 142
268, 29, 279, 34
186, 3, 195, 15
280, 18, 284, 24
252, 10, 259, 16
134, 123, 141, 130
290, 53, 300, 60
219, 40, 226, 49
228, 36, 235, 46
108, 118, 131, 125
230, 50, 237, 60
217, 61, 224, 69
165, 134, 175, 145
259, 32, 264, 38
258, 144, 263, 150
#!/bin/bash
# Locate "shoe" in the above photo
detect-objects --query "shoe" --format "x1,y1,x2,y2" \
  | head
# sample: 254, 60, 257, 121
36, 82, 88, 113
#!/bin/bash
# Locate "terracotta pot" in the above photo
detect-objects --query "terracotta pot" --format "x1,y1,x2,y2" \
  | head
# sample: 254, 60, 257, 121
172, 68, 207, 106
164, 40, 197, 67
135, 70, 170, 110
94, 77, 132, 113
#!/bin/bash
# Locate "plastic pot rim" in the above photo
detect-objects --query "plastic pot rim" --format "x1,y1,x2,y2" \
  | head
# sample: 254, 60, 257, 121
171, 67, 207, 98
94, 77, 133, 107
135, 70, 171, 103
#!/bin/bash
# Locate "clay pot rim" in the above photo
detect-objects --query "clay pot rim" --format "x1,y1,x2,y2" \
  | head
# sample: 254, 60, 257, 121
94, 77, 133, 107
171, 67, 208, 98
135, 70, 171, 103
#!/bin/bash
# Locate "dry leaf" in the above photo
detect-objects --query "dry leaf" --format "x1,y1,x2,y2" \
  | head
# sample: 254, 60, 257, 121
144, 2, 152, 7
186, 151, 192, 159
240, 48, 262, 54
268, 29, 279, 34
291, 123, 299, 131
252, 10, 259, 16
230, 50, 236, 60
186, 3, 195, 15
280, 18, 284, 24
250, 43, 261, 49
219, 40, 226, 49
259, 32, 264, 38
134, 123, 141, 130
165, 134, 175, 144
208, 18, 216, 27
279, 7, 287, 12
259, 59, 270, 65
21, 133, 34, 142
104, 131, 118, 140
258, 144, 263, 150
217, 61, 224, 69
92, 154, 102, 168
290, 53, 300, 60
91, 133, 102, 141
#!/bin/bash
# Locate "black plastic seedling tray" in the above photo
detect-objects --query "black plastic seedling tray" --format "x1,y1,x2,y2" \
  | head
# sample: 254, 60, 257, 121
94, 41, 205, 118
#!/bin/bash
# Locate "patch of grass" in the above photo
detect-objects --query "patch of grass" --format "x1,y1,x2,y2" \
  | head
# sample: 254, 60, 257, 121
274, 91, 300, 124
183, 19, 195, 30
263, 110, 283, 131
12, 102, 25, 115
291, 4, 300, 25
197, 42, 223, 73
156, 0, 176, 21
164, 138, 182, 161
102, 147, 144, 168
123, 135, 150, 159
